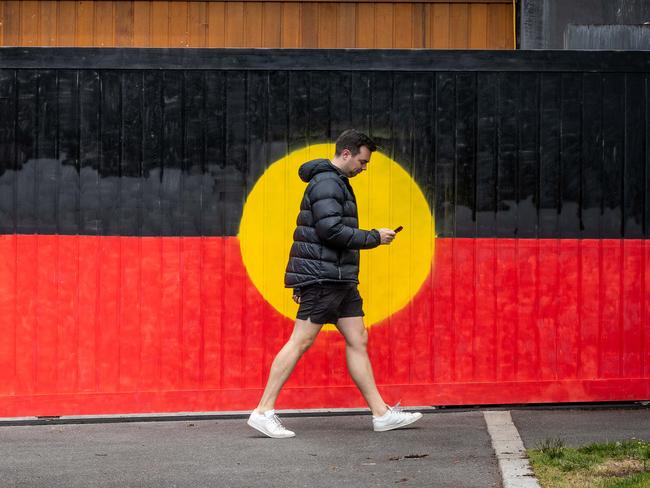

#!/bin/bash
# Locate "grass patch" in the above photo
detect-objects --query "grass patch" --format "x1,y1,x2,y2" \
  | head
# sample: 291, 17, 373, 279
527, 438, 650, 488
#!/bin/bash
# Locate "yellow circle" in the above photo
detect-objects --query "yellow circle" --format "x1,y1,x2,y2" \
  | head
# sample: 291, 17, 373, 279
238, 144, 435, 331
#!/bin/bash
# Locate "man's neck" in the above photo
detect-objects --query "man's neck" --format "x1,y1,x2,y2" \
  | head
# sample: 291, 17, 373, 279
329, 157, 347, 176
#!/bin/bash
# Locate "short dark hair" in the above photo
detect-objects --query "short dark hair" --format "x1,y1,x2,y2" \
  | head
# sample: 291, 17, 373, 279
334, 129, 377, 156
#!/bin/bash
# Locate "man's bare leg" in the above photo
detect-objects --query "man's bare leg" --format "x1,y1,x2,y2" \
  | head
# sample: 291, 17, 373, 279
336, 316, 389, 417
255, 318, 323, 413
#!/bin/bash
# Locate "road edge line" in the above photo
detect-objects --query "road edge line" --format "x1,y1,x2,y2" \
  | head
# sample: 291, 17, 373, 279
484, 410, 542, 488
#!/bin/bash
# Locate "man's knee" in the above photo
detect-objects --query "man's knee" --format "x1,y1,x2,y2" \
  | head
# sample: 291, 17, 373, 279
289, 334, 317, 354
346, 327, 368, 350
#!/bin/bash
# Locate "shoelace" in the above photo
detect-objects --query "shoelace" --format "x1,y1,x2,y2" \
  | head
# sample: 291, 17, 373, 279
269, 413, 287, 431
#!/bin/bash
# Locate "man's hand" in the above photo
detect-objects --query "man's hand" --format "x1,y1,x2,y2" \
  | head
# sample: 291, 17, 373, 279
292, 293, 301, 304
377, 228, 396, 245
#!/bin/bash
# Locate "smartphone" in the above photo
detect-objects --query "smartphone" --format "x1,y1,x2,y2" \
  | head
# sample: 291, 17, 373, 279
394, 226, 403, 233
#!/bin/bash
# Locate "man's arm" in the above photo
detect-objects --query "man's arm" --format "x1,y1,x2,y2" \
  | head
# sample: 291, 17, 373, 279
309, 178, 381, 250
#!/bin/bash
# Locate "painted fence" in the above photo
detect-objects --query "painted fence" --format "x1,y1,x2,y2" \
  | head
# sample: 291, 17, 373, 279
0, 48, 648, 417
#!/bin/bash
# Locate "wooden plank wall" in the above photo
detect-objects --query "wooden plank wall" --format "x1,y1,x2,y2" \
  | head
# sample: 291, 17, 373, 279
0, 1, 514, 49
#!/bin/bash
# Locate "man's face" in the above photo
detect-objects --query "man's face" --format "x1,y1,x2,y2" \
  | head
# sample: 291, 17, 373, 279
342, 145, 371, 177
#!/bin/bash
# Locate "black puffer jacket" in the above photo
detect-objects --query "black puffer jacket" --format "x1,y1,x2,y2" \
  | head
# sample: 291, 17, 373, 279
284, 159, 381, 290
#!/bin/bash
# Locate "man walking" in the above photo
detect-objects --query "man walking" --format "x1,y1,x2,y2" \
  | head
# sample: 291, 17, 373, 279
247, 130, 423, 438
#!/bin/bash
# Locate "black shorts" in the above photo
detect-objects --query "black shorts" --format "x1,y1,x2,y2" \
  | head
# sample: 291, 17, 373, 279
296, 283, 364, 325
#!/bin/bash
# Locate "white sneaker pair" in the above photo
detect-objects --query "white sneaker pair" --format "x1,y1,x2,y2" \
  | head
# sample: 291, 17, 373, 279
247, 403, 423, 438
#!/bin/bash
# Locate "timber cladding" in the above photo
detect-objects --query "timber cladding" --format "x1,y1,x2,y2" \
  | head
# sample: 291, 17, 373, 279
0, 1, 514, 49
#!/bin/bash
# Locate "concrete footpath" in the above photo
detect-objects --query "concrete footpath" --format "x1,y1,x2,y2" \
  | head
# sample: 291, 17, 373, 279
0, 405, 647, 488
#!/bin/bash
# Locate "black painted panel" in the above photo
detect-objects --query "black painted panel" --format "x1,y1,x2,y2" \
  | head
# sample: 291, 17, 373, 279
0, 49, 649, 239
476, 73, 498, 238
309, 71, 330, 145
559, 73, 582, 238
370, 72, 393, 154
140, 71, 163, 236
349, 72, 371, 135
454, 72, 476, 237
538, 73, 561, 238
435, 73, 455, 238
624, 73, 646, 238
517, 72, 539, 238
581, 73, 603, 238
79, 71, 101, 235
646, 74, 650, 237
204, 71, 227, 237
412, 74, 435, 218
393, 72, 414, 194
330, 71, 352, 140
58, 70, 80, 236
36, 70, 58, 234
183, 71, 204, 237
288, 71, 309, 157
601, 73, 625, 238
496, 72, 518, 237
0, 70, 16, 232
100, 70, 122, 236
121, 71, 143, 236
15, 70, 38, 234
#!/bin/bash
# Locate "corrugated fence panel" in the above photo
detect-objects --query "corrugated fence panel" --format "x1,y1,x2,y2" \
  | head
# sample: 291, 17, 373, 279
0, 0, 514, 49
0, 49, 648, 416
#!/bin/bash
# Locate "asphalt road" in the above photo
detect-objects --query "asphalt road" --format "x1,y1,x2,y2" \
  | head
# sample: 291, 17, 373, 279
0, 411, 501, 488
1, 406, 648, 488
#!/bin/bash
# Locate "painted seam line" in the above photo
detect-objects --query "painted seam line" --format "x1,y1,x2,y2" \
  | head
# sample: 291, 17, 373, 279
483, 411, 541, 488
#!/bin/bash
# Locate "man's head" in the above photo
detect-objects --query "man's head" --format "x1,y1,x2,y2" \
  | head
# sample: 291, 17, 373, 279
331, 129, 377, 177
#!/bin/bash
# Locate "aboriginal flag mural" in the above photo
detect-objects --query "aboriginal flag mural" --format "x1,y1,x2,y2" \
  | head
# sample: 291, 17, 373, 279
0, 49, 648, 417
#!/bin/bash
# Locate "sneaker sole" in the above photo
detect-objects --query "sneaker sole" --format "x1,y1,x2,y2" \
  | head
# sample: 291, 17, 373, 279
373, 412, 423, 432
246, 418, 296, 439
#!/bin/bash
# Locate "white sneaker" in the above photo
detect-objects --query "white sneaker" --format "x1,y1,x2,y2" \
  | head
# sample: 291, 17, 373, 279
247, 409, 296, 438
373, 402, 423, 432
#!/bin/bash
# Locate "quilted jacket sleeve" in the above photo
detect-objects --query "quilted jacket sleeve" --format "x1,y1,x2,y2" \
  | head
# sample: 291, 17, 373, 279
308, 177, 381, 250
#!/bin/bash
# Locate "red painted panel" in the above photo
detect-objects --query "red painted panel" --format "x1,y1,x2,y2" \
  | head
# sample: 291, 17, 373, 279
453, 238, 475, 382
35, 234, 58, 394
181, 238, 203, 389
57, 235, 79, 393
474, 238, 497, 382
0, 234, 648, 418
139, 237, 162, 391
432, 237, 453, 382
622, 240, 643, 378
201, 236, 222, 389
517, 239, 539, 381
119, 237, 141, 392
14, 235, 37, 396
367, 276, 391, 386
537, 240, 559, 381
77, 235, 100, 392
645, 241, 650, 378
0, 235, 16, 395
410, 241, 435, 384
557, 239, 579, 379
601, 240, 623, 378
222, 235, 245, 390
579, 240, 600, 379
495, 238, 517, 381
97, 236, 120, 392
161, 237, 182, 390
